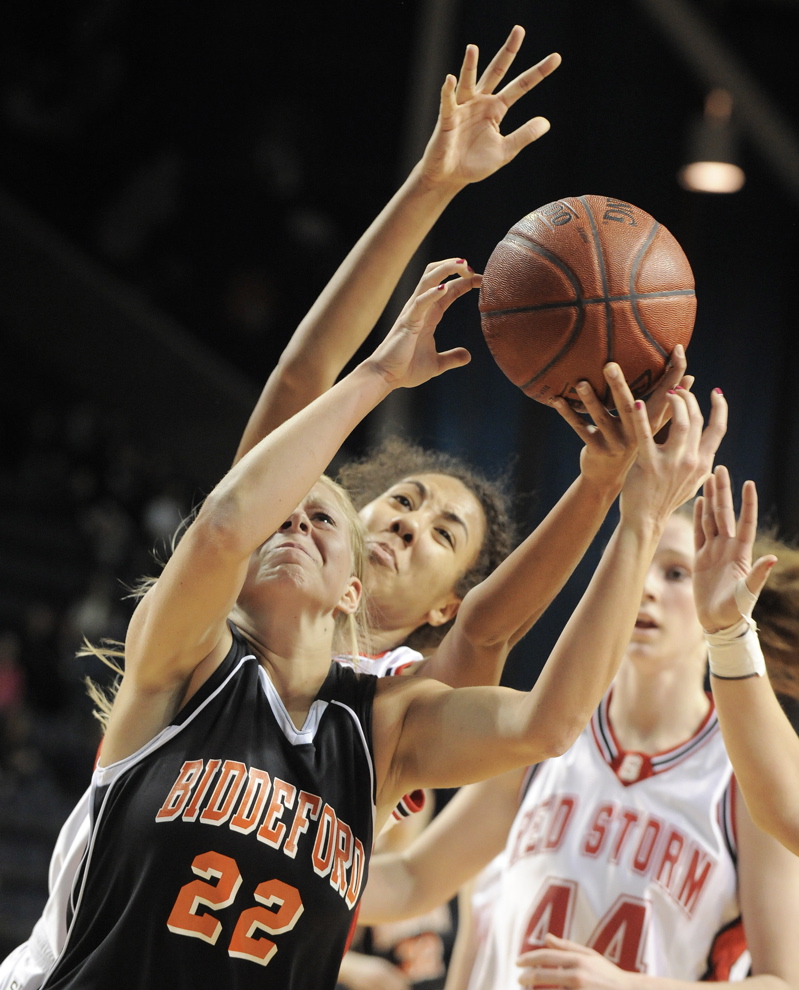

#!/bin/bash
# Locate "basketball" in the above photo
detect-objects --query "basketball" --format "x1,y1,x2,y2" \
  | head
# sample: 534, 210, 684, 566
478, 195, 696, 409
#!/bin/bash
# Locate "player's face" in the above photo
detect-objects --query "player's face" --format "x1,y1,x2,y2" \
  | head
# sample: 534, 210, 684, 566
628, 513, 705, 666
246, 484, 361, 617
358, 473, 486, 643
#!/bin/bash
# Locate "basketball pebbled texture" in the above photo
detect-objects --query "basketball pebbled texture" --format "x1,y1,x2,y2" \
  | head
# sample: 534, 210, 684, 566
478, 195, 696, 408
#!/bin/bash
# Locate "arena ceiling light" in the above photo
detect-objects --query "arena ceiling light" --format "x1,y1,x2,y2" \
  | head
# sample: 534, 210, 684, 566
678, 89, 746, 193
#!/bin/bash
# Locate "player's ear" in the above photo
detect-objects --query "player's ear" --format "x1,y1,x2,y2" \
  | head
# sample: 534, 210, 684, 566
336, 577, 362, 616
423, 594, 462, 628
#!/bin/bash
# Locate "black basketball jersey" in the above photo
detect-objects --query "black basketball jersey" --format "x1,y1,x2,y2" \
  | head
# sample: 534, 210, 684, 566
42, 626, 377, 990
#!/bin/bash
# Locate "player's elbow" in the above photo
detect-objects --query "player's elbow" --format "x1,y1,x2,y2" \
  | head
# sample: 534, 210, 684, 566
753, 806, 799, 860
456, 589, 512, 650
194, 489, 253, 560
523, 705, 586, 761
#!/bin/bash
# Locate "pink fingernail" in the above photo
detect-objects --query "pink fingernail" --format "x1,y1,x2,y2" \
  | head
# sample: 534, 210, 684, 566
437, 283, 446, 290
714, 387, 724, 395
635, 400, 643, 410
467, 265, 475, 273
667, 389, 676, 395
457, 259, 466, 264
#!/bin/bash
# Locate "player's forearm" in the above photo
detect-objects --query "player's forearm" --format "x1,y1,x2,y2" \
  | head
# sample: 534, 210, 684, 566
233, 168, 461, 463
426, 476, 616, 688
364, 775, 513, 924
712, 676, 799, 856
215, 362, 393, 553
455, 476, 616, 650
522, 515, 663, 753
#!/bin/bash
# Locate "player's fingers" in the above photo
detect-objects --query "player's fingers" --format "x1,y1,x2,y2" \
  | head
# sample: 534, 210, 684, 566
434, 271, 481, 307
438, 73, 458, 123
749, 554, 778, 598
498, 51, 562, 106
501, 116, 553, 160
659, 388, 693, 456
675, 384, 707, 455
434, 346, 472, 375
693, 494, 707, 551
516, 950, 574, 968
711, 463, 736, 538
401, 281, 462, 329
544, 934, 593, 954
628, 395, 657, 462
413, 274, 480, 329
475, 24, 525, 94
602, 363, 638, 436
643, 344, 686, 432
455, 43, 479, 101
736, 478, 759, 547
550, 396, 600, 444
700, 470, 719, 540
418, 257, 475, 291
574, 380, 625, 448
401, 260, 476, 319
698, 388, 728, 462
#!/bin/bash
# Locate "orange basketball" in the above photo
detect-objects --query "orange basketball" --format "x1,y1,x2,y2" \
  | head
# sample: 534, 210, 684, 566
478, 195, 696, 408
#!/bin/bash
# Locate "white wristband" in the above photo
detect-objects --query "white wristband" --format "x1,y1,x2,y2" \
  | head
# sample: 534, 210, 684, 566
706, 617, 766, 680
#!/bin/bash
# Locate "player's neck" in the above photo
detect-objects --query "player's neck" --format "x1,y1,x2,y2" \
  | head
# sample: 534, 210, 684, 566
233, 608, 335, 724
609, 661, 710, 754
369, 624, 415, 655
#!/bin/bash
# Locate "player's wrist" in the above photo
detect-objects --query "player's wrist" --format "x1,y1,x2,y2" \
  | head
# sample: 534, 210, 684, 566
409, 158, 468, 198
706, 618, 766, 679
577, 466, 626, 502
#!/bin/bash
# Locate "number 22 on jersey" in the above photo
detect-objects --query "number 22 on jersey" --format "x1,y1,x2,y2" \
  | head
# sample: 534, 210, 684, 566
166, 850, 304, 966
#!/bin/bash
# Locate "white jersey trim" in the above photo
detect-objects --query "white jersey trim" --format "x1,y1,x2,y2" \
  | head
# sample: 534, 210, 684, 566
94, 654, 257, 785
258, 664, 330, 745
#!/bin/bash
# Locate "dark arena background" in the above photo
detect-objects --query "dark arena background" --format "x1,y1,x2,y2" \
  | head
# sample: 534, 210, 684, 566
0, 0, 797, 961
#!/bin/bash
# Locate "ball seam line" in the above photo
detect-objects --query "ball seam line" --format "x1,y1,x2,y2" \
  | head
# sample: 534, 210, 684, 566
480, 288, 697, 320
579, 195, 613, 405
628, 221, 671, 361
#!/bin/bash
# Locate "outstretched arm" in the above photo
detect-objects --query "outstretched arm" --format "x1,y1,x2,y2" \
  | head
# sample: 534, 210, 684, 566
694, 466, 799, 856
359, 770, 522, 926
234, 26, 561, 460
102, 273, 478, 765
424, 351, 691, 687
373, 385, 726, 813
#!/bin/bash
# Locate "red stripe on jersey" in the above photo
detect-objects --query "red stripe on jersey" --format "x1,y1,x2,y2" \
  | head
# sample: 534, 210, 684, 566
702, 916, 747, 980
391, 789, 426, 822
390, 661, 417, 676
344, 902, 362, 955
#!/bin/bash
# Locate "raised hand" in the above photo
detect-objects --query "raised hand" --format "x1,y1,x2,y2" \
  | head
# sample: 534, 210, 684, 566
693, 466, 777, 633
618, 383, 727, 524
419, 25, 561, 190
367, 259, 479, 390
551, 346, 690, 496
517, 934, 633, 990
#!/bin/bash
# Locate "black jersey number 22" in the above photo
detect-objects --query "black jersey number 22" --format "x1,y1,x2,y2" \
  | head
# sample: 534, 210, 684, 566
167, 850, 304, 966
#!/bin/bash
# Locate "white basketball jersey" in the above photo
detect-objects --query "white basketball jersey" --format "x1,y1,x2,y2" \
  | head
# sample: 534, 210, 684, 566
469, 692, 747, 990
